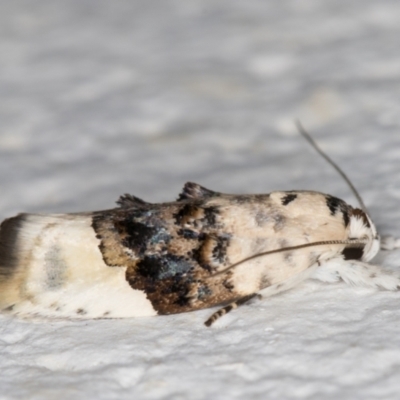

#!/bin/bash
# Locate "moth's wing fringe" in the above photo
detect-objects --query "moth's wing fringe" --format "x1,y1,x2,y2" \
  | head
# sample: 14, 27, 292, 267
0, 213, 69, 309
0, 214, 29, 308
0, 214, 26, 281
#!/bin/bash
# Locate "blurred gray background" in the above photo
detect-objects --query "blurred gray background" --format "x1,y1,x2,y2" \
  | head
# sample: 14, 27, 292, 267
1, 1, 400, 399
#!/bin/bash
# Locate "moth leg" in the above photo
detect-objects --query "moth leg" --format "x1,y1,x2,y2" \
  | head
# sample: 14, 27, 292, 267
312, 258, 400, 291
380, 236, 400, 251
204, 293, 260, 327
204, 264, 323, 327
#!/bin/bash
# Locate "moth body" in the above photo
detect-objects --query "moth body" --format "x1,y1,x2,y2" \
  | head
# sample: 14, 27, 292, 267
0, 182, 389, 322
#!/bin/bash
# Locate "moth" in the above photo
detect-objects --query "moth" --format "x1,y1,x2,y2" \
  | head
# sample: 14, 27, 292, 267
0, 124, 399, 326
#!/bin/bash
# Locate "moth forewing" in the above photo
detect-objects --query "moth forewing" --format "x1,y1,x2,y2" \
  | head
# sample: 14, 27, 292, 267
0, 126, 399, 326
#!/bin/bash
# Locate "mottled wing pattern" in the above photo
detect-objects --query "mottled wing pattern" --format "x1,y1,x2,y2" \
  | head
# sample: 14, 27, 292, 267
93, 190, 239, 314
93, 183, 354, 315
0, 181, 374, 321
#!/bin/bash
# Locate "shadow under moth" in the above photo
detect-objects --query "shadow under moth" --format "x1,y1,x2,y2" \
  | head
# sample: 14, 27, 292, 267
0, 124, 399, 326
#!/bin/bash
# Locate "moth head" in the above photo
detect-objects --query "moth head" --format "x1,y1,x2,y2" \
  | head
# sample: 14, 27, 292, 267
345, 208, 380, 262
296, 123, 381, 263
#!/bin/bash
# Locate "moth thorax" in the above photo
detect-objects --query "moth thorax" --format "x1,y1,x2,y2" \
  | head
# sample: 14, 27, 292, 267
344, 208, 380, 262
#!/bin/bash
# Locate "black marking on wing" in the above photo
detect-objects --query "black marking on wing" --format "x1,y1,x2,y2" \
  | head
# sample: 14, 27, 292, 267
281, 193, 297, 206
351, 209, 371, 228
192, 233, 230, 272
173, 203, 199, 225
177, 182, 219, 201
173, 203, 221, 230
223, 279, 234, 291
342, 246, 364, 260
116, 194, 149, 209
0, 214, 27, 280
203, 206, 219, 227
177, 228, 201, 239
342, 210, 350, 227
136, 254, 193, 281
197, 284, 212, 300
120, 220, 157, 254
126, 255, 195, 309
117, 216, 171, 256
212, 235, 230, 264
326, 195, 343, 215
94, 199, 243, 315
325, 195, 351, 227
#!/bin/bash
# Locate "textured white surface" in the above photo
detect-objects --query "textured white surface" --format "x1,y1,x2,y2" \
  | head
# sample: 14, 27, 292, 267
1, 1, 400, 399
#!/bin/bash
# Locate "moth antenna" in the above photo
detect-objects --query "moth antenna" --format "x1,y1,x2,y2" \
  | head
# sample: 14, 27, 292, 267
212, 239, 367, 277
295, 120, 368, 214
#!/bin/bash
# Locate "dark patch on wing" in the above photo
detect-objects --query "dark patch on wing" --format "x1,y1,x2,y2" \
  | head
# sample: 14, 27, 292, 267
93, 199, 252, 315
126, 256, 194, 309
326, 195, 344, 215
0, 214, 27, 280
212, 235, 230, 264
115, 212, 171, 256
191, 246, 212, 272
135, 254, 193, 281
173, 203, 220, 230
281, 193, 297, 206
342, 210, 350, 227
173, 203, 200, 226
203, 206, 219, 227
177, 228, 200, 239
92, 207, 172, 268
350, 208, 371, 228
325, 195, 352, 227
342, 246, 364, 260
119, 220, 159, 255
116, 193, 149, 209
197, 284, 212, 300
223, 279, 234, 291
192, 234, 230, 272
177, 182, 219, 201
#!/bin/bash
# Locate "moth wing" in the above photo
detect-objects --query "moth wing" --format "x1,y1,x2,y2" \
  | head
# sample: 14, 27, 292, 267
177, 182, 220, 201
0, 213, 158, 319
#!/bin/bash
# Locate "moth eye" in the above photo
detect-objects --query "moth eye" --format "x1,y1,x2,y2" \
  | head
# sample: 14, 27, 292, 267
349, 235, 369, 241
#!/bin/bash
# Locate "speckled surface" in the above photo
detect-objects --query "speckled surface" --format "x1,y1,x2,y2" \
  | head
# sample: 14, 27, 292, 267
1, 1, 400, 399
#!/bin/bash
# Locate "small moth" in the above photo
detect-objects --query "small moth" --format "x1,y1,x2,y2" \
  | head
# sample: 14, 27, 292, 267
0, 124, 399, 326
